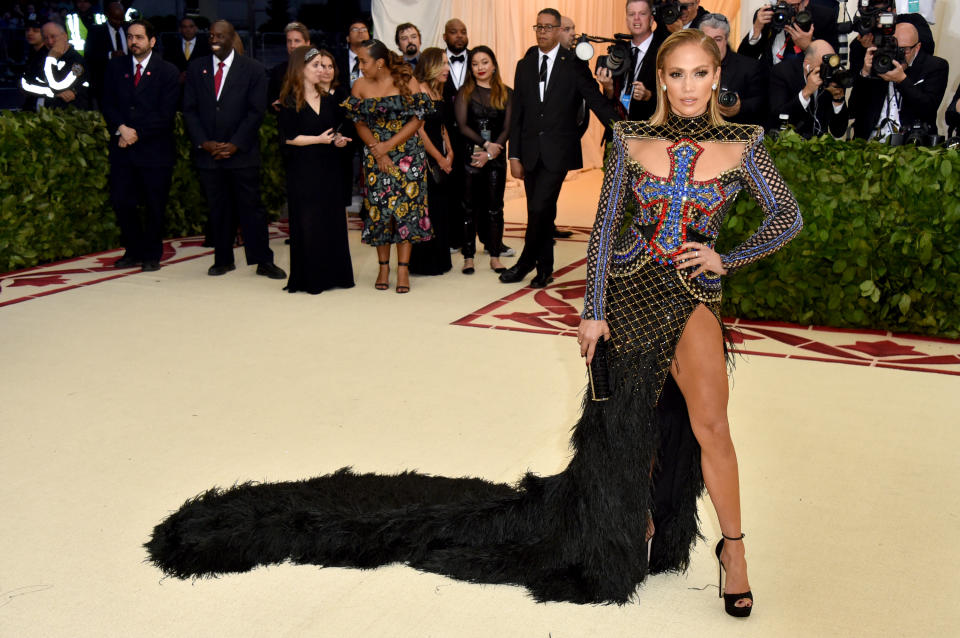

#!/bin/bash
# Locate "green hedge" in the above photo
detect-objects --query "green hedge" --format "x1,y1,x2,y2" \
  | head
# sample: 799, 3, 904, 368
0, 109, 285, 272
715, 132, 960, 339
2, 112, 958, 338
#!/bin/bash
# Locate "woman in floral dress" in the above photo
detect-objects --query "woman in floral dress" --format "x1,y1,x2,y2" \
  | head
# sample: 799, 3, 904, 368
343, 39, 433, 293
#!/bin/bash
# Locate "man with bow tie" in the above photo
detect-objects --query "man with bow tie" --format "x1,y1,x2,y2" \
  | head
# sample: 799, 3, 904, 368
101, 19, 179, 271
596, 0, 666, 123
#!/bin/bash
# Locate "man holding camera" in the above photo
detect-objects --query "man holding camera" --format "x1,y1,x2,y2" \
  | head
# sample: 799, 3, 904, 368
700, 14, 768, 126
739, 1, 838, 70
849, 22, 947, 140
848, 1, 935, 78
769, 39, 849, 137
597, 0, 665, 123
661, 1, 709, 33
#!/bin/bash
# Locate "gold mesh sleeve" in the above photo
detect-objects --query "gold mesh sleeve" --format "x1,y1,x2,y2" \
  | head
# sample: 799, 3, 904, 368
582, 125, 629, 321
720, 135, 803, 273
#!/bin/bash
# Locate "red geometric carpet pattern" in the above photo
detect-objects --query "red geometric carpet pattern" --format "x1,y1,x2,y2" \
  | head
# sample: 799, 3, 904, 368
453, 257, 960, 377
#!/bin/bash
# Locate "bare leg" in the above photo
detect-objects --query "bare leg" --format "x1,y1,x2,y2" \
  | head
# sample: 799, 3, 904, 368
375, 245, 390, 290
670, 305, 751, 607
396, 241, 412, 293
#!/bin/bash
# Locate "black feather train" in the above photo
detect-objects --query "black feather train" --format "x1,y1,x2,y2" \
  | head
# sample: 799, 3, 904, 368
145, 347, 704, 605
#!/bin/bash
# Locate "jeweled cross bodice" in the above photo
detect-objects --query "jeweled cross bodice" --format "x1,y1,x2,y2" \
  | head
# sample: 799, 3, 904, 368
632, 139, 728, 263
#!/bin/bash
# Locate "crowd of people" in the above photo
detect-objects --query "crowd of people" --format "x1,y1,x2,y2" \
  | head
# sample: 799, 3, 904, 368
9, 0, 960, 293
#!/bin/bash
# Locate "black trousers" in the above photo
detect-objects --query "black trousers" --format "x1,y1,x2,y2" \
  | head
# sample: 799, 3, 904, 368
197, 166, 274, 267
462, 161, 506, 258
517, 159, 567, 275
110, 162, 173, 262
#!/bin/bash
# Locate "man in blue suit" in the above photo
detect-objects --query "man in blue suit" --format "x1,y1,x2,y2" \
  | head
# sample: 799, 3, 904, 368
183, 20, 286, 279
101, 19, 179, 271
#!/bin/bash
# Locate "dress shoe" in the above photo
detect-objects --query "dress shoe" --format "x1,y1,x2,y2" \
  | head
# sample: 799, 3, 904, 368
529, 272, 554, 288
498, 264, 533, 283
141, 260, 161, 272
207, 263, 236, 276
256, 262, 287, 279
114, 255, 141, 269
553, 229, 573, 239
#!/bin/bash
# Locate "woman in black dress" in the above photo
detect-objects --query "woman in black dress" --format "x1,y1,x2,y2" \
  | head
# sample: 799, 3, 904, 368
409, 47, 453, 276
277, 46, 355, 294
455, 45, 512, 274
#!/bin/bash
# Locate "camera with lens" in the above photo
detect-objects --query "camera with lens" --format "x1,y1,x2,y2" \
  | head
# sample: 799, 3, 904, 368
593, 39, 633, 78
888, 121, 944, 147
820, 54, 854, 89
653, 1, 685, 26
871, 34, 904, 76
769, 2, 813, 32
718, 89, 738, 108
852, 0, 894, 37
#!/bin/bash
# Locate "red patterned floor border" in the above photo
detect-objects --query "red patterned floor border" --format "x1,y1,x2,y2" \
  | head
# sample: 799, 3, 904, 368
452, 257, 960, 377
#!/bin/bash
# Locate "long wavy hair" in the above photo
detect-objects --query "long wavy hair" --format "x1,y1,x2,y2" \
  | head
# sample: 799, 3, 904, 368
363, 38, 414, 96
649, 30, 724, 126
279, 46, 338, 112
413, 47, 447, 97
460, 45, 509, 110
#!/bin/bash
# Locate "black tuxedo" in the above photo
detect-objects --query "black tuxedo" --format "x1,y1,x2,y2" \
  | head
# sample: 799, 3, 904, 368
183, 53, 274, 269
101, 54, 179, 263
720, 50, 769, 126
849, 50, 949, 140
86, 22, 127, 104
769, 56, 849, 137
441, 49, 471, 249
164, 36, 211, 73
738, 3, 838, 68
610, 30, 666, 122
509, 45, 620, 276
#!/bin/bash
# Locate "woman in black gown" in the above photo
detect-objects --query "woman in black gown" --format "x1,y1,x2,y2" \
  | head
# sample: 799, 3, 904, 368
409, 48, 453, 276
277, 47, 355, 294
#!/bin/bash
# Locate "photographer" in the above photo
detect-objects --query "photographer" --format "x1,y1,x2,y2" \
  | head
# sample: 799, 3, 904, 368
596, 0, 666, 122
768, 39, 848, 137
661, 1, 709, 33
848, 1, 934, 78
849, 22, 948, 140
946, 83, 960, 135
700, 14, 768, 126
739, 1, 838, 69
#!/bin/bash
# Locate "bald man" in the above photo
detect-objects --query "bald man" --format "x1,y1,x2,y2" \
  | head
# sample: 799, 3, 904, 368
849, 22, 948, 140
768, 39, 849, 137
23, 22, 92, 109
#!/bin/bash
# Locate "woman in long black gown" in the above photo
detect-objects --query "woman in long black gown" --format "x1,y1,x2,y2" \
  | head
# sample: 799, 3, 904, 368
277, 47, 355, 294
409, 47, 453, 276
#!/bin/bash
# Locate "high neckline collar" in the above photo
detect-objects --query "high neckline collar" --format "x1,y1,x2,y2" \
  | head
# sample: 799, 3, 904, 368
665, 110, 713, 136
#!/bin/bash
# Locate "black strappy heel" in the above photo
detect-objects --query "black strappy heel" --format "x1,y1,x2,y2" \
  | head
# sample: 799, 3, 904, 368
375, 260, 390, 291
396, 261, 410, 294
715, 532, 753, 618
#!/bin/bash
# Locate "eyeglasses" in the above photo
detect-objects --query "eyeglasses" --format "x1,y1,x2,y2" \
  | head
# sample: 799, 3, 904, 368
897, 41, 918, 54
349, 26, 368, 33
705, 13, 728, 22
532, 24, 559, 33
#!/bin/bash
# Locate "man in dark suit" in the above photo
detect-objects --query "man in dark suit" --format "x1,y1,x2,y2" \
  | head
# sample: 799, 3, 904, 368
670, 0, 710, 31
442, 17, 473, 252
597, 0, 665, 123
500, 8, 621, 288
164, 16, 211, 79
739, 0, 838, 70
701, 13, 769, 126
335, 18, 370, 90
849, 22, 948, 140
183, 20, 286, 279
847, 2, 935, 78
86, 1, 128, 106
101, 19, 179, 272
268, 22, 310, 111
768, 39, 849, 137
946, 83, 960, 136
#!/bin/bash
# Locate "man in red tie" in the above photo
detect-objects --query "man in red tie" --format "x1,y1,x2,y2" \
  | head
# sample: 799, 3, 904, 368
101, 19, 179, 271
183, 20, 286, 280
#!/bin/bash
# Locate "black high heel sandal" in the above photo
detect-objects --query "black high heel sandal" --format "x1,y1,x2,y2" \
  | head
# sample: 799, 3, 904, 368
375, 260, 390, 291
396, 261, 410, 294
715, 532, 753, 618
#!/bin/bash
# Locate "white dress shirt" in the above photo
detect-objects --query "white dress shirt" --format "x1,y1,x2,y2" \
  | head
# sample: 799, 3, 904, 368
182, 37, 196, 58
213, 49, 234, 100
347, 48, 363, 86
630, 32, 654, 84
446, 49, 468, 90
132, 50, 152, 77
107, 23, 127, 56
537, 43, 560, 101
